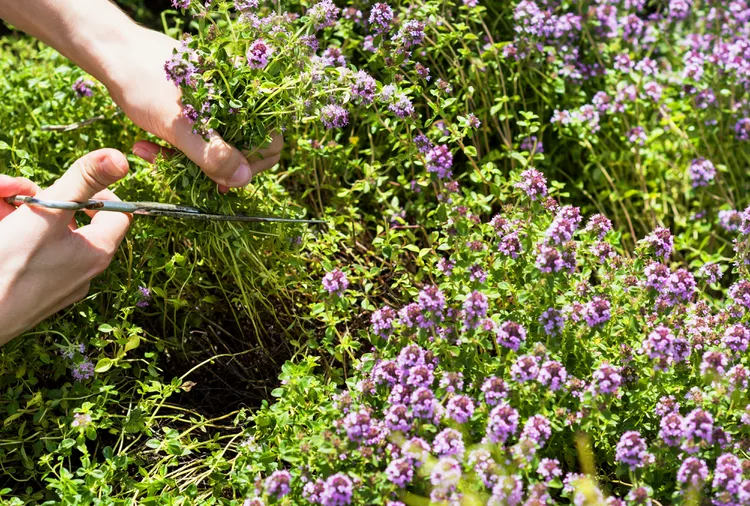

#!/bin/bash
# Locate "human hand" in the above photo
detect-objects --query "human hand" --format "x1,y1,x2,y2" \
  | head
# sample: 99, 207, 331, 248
0, 149, 131, 345
103, 27, 283, 190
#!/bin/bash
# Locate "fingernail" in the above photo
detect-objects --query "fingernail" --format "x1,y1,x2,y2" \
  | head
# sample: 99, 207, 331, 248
101, 154, 128, 182
226, 163, 252, 187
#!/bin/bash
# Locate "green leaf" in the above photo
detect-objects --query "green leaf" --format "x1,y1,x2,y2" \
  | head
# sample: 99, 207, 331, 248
124, 334, 140, 353
94, 358, 113, 373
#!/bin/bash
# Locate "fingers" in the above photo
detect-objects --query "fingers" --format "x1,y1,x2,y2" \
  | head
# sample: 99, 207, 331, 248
132, 140, 175, 164
245, 132, 284, 178
75, 187, 131, 274
38, 149, 130, 203
171, 119, 254, 188
0, 175, 40, 220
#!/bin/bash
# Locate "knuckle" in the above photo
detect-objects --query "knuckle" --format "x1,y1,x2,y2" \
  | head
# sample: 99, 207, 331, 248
205, 138, 237, 178
75, 283, 91, 302
79, 163, 108, 192
92, 251, 113, 276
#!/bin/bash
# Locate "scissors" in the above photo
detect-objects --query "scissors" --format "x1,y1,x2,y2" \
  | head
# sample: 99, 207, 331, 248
4, 195, 324, 224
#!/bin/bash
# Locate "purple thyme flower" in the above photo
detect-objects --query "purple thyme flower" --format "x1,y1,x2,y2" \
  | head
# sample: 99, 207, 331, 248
402, 437, 430, 466
539, 308, 564, 336
729, 280, 750, 309
385, 404, 411, 432
592, 363, 622, 395
538, 360, 568, 391
495, 321, 527, 351
584, 214, 613, 238
321, 473, 353, 506
713, 454, 743, 494
468, 264, 487, 283
583, 297, 610, 327
414, 133, 433, 154
164, 55, 197, 87
463, 291, 489, 329
72, 78, 94, 98
640, 227, 674, 260
322, 269, 349, 295
511, 355, 540, 382
644, 262, 670, 292
388, 93, 415, 118
393, 19, 425, 50
719, 210, 743, 232
426, 145, 453, 179
521, 415, 552, 446
410, 387, 438, 419
481, 376, 508, 406
723, 324, 750, 353
265, 470, 292, 499
627, 126, 647, 145
342, 409, 376, 442
520, 136, 543, 154
515, 168, 548, 201
546, 206, 582, 244
677, 457, 708, 489
537, 458, 562, 482
300, 35, 319, 53
735, 118, 750, 141
659, 412, 684, 447
615, 431, 653, 471
688, 158, 716, 187
697, 262, 722, 284
728, 364, 749, 392
234, 0, 259, 11
351, 70, 376, 103
655, 395, 680, 416
386, 458, 413, 488
172, 0, 190, 8
535, 243, 564, 273
417, 285, 446, 315
499, 231, 522, 258
439, 371, 464, 394
320, 104, 349, 129
136, 286, 151, 308
308, 0, 340, 30
700, 350, 728, 377
489, 475, 523, 506
246, 39, 272, 69
434, 428, 465, 457
71, 359, 94, 381
322, 47, 346, 67
372, 360, 399, 385
430, 457, 462, 491
371, 306, 396, 338
405, 364, 433, 389
369, 3, 393, 33
486, 402, 519, 445
446, 395, 475, 424
469, 449, 498, 488
681, 408, 713, 452
643, 325, 675, 362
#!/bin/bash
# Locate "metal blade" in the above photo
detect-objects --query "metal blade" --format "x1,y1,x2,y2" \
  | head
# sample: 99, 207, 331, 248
4, 196, 324, 224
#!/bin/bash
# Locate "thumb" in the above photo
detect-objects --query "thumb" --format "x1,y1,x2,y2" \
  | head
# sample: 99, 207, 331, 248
172, 123, 253, 188
38, 149, 130, 202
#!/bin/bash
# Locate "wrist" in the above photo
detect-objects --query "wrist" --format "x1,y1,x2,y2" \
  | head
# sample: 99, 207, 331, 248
66, 8, 146, 90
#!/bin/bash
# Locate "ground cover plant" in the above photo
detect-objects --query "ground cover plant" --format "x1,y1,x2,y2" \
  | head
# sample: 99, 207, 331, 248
0, 0, 748, 504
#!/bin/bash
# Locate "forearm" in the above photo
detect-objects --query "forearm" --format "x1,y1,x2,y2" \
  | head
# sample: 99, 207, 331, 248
0, 0, 145, 88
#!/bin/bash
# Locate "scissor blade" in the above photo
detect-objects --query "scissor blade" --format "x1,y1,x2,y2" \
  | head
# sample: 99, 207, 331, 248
4, 196, 324, 224
135, 208, 325, 224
